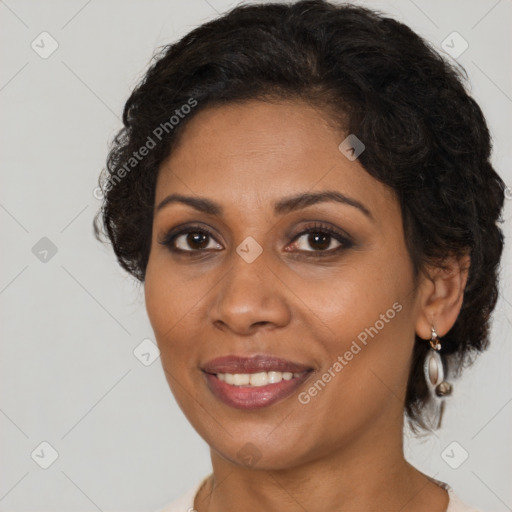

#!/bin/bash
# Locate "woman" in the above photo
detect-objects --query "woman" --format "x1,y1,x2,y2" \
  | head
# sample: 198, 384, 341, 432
94, 1, 506, 510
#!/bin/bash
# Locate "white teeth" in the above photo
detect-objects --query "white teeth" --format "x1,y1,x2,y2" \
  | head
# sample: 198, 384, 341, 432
233, 373, 250, 386
267, 371, 282, 383
249, 372, 268, 386
216, 370, 304, 386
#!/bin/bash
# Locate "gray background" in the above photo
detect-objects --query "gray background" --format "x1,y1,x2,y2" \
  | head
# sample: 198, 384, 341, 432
1, 0, 511, 510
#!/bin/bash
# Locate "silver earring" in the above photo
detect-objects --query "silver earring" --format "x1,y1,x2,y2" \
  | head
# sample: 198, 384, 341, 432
423, 327, 452, 429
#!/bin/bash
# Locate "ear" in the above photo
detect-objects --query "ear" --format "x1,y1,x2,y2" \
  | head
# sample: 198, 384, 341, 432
415, 252, 470, 340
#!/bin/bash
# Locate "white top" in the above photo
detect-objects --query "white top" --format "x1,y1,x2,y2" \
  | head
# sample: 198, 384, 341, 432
155, 475, 482, 512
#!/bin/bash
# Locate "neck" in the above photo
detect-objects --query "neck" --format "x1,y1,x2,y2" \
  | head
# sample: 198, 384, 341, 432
194, 414, 449, 512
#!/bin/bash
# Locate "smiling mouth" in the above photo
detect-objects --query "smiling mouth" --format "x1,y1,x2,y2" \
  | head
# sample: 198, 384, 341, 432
214, 370, 309, 387
203, 369, 313, 409
201, 354, 314, 409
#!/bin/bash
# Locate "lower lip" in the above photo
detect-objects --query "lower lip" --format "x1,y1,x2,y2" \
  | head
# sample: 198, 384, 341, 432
204, 372, 311, 410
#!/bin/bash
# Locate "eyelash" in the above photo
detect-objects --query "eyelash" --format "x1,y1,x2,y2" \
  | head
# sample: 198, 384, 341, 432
158, 222, 354, 259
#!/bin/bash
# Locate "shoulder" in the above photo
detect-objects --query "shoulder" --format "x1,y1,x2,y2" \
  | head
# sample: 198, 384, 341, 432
446, 487, 483, 512
154, 475, 210, 512
155, 475, 484, 512
427, 475, 482, 512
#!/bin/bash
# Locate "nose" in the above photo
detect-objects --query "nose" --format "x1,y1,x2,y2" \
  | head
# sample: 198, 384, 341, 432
208, 250, 292, 336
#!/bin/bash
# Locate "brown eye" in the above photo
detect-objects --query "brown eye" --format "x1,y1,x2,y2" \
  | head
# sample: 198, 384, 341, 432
180, 232, 210, 250
288, 222, 353, 256
160, 226, 223, 253
293, 231, 341, 252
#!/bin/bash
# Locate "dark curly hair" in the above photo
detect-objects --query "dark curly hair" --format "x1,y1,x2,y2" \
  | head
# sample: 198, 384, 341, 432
93, 0, 506, 431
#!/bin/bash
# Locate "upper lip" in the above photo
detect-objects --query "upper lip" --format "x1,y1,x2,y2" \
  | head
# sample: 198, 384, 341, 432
202, 355, 313, 374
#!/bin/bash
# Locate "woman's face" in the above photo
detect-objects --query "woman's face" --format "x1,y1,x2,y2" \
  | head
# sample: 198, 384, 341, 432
144, 99, 425, 469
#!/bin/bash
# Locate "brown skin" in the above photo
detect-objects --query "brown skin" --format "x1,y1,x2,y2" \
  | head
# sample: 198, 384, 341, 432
144, 100, 468, 512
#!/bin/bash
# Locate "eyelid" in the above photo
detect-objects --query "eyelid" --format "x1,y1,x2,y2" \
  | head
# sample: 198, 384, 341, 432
286, 221, 354, 257
288, 221, 353, 245
157, 222, 223, 247
158, 220, 354, 255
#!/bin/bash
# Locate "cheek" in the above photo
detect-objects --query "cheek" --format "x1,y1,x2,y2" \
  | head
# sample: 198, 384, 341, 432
292, 292, 414, 451
145, 253, 203, 339
144, 260, 207, 413
297, 251, 416, 397
297, 254, 411, 342
144, 257, 197, 362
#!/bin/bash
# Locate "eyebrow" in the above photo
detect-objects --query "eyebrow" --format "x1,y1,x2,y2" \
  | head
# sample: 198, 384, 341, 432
156, 190, 373, 220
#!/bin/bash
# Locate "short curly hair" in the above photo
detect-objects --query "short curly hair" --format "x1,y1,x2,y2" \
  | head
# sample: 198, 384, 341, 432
93, 0, 506, 431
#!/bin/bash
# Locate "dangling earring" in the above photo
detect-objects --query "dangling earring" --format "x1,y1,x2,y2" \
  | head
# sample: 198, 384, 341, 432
423, 326, 452, 429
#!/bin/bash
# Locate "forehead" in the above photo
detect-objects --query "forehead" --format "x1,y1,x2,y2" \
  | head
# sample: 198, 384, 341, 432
155, 99, 396, 217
